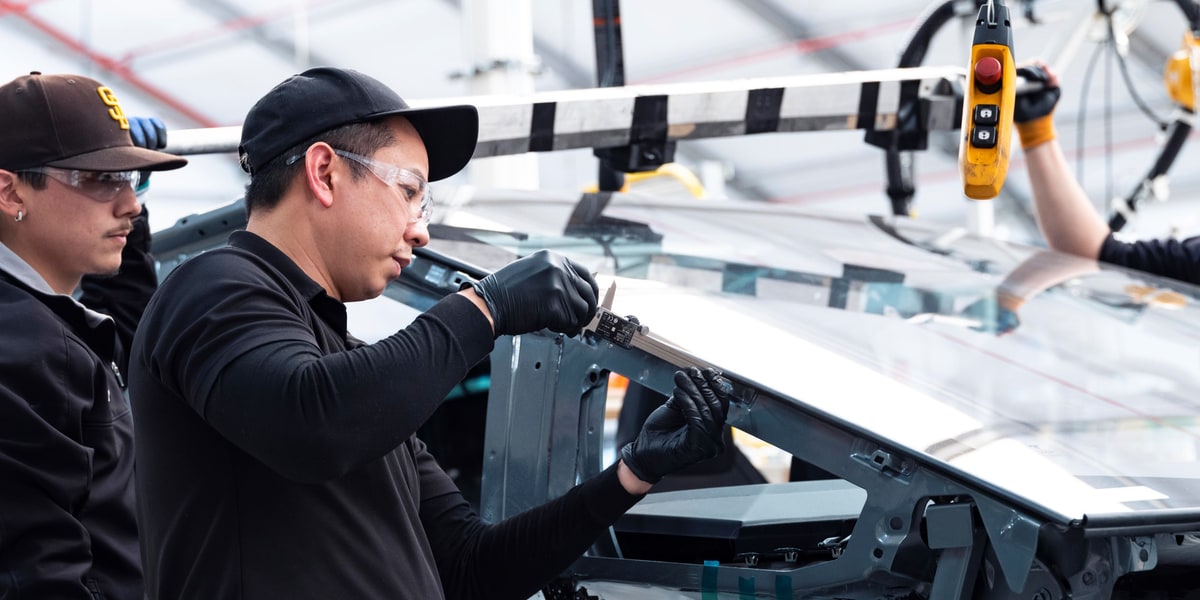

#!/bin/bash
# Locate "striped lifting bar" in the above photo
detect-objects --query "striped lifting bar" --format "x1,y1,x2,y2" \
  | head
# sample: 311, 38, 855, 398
164, 66, 967, 160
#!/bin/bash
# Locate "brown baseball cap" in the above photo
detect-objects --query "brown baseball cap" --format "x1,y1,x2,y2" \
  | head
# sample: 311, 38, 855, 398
0, 71, 187, 172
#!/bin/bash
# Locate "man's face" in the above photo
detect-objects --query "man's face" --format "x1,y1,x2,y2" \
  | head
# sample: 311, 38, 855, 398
327, 116, 432, 302
7, 168, 142, 294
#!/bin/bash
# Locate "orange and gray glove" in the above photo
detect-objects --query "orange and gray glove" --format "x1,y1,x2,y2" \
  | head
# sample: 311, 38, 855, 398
1014, 64, 1061, 150
619, 367, 731, 484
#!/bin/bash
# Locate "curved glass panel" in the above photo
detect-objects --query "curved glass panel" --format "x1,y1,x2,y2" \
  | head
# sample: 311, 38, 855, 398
416, 189, 1200, 521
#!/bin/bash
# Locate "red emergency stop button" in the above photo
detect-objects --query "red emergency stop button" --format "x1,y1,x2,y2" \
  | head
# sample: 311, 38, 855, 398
974, 57, 1002, 92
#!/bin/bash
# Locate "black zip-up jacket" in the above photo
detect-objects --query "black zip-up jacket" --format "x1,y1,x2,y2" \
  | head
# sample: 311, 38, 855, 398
0, 211, 155, 600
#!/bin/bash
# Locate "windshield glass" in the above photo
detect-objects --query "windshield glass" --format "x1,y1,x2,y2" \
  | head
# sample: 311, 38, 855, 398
416, 188, 1200, 522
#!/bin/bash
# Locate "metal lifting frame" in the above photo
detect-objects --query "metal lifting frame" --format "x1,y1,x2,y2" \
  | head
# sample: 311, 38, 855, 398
478, 303, 1160, 599
163, 66, 967, 164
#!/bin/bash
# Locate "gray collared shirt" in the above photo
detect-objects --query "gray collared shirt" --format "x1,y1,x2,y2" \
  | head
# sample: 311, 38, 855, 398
0, 239, 112, 328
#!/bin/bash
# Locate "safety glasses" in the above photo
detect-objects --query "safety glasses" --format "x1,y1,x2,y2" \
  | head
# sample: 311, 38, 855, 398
19, 166, 142, 203
286, 149, 432, 223
334, 149, 432, 224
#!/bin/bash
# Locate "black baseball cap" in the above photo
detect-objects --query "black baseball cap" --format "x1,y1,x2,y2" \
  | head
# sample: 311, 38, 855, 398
238, 67, 479, 181
0, 72, 187, 172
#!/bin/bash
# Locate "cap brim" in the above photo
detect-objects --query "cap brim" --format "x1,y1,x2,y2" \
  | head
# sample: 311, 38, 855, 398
47, 145, 188, 172
376, 104, 478, 182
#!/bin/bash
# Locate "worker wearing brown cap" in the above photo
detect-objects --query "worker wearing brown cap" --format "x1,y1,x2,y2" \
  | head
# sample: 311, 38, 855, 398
0, 72, 186, 599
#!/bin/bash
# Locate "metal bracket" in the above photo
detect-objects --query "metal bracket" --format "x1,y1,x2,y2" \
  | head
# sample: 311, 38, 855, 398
927, 502, 987, 600
974, 494, 1041, 594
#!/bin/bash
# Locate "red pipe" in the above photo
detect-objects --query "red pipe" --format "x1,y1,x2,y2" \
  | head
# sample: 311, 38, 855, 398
0, 0, 219, 127
119, 0, 347, 63
633, 17, 916, 85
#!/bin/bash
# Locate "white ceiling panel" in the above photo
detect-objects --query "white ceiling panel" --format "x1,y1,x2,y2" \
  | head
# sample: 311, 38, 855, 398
0, 0, 1195, 242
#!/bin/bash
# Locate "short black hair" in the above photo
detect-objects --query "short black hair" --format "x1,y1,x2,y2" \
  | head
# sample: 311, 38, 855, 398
243, 119, 396, 216
17, 170, 47, 190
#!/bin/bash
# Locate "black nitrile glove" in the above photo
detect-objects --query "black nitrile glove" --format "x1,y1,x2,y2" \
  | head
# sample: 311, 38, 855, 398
1013, 65, 1061, 124
468, 249, 599, 337
620, 367, 731, 484
1014, 65, 1061, 149
129, 116, 168, 149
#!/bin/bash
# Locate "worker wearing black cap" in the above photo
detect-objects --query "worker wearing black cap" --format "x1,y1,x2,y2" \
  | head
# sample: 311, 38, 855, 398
0, 72, 187, 599
128, 66, 730, 600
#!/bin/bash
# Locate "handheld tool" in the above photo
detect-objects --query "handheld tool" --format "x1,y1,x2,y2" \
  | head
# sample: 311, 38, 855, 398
959, 0, 1016, 200
583, 281, 741, 401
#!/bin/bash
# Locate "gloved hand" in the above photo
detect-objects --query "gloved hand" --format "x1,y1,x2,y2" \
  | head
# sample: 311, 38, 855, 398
468, 249, 599, 337
128, 116, 167, 196
1013, 63, 1061, 149
128, 116, 168, 150
620, 367, 731, 484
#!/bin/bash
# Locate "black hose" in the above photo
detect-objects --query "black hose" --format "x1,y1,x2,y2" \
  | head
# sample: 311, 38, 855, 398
875, 0, 964, 216
897, 0, 963, 68
1108, 118, 1194, 231
1174, 0, 1200, 34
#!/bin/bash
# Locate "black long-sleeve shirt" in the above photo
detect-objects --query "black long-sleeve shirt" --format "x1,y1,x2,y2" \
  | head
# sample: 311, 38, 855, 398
1098, 233, 1200, 286
129, 230, 641, 600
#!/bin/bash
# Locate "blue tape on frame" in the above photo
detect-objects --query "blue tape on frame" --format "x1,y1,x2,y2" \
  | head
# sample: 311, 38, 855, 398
739, 575, 756, 599
775, 574, 794, 600
702, 560, 719, 600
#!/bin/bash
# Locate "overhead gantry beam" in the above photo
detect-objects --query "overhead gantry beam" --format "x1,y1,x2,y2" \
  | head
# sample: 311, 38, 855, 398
165, 66, 967, 162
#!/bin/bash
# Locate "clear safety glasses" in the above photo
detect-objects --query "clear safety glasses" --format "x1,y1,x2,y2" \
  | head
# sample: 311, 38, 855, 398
286, 149, 432, 223
334, 150, 432, 224
19, 167, 142, 203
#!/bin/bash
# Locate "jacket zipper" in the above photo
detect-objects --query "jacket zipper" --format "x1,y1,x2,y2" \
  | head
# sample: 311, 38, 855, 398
110, 361, 125, 389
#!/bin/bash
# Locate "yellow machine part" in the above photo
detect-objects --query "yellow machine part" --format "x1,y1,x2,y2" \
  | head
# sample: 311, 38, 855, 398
960, 43, 1017, 200
584, 162, 706, 198
1164, 30, 1200, 112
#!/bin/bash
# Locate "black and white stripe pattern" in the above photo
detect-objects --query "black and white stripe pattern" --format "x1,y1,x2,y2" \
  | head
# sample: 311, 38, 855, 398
166, 66, 966, 160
